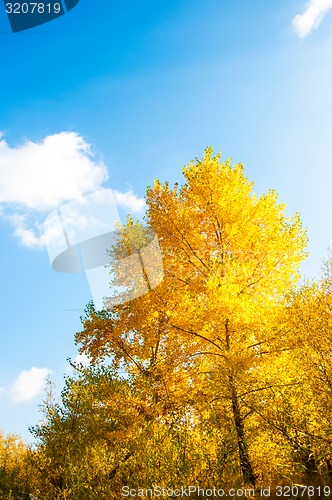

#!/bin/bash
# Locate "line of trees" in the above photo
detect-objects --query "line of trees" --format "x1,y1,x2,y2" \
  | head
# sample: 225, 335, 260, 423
1, 149, 332, 499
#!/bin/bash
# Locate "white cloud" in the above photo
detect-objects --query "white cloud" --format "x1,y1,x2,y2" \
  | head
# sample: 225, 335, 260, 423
0, 132, 108, 210
113, 189, 146, 214
73, 353, 91, 367
0, 133, 146, 248
10, 367, 51, 403
7, 214, 46, 248
64, 353, 91, 375
293, 0, 332, 38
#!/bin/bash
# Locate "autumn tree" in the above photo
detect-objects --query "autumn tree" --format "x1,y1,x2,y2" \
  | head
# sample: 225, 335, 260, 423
30, 360, 218, 498
269, 255, 332, 481
30, 365, 147, 499
76, 148, 308, 486
0, 431, 34, 499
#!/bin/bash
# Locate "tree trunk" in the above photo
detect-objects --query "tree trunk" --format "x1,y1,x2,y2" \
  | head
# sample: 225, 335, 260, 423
229, 374, 256, 486
224, 319, 256, 486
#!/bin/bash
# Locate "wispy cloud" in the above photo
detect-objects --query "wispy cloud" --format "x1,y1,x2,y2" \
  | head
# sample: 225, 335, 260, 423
293, 0, 332, 38
0, 133, 145, 248
10, 367, 51, 403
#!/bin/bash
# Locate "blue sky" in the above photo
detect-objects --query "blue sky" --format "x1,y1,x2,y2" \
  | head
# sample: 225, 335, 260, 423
1, 0, 332, 441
